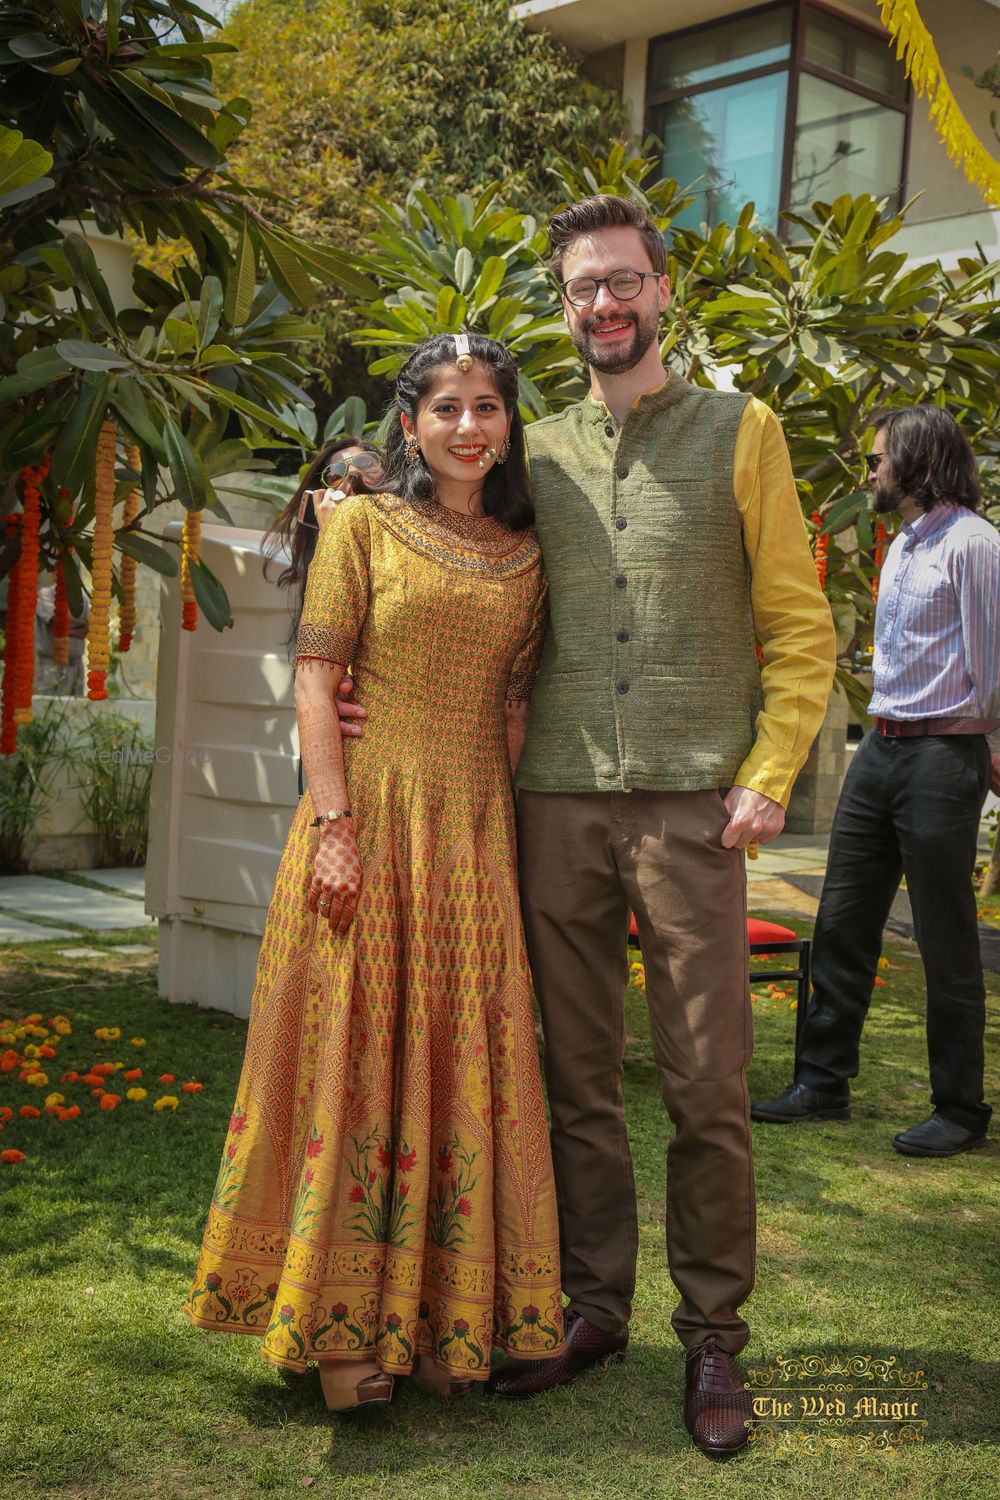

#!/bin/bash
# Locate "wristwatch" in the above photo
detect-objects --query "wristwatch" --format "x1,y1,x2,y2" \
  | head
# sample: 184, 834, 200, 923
309, 808, 352, 827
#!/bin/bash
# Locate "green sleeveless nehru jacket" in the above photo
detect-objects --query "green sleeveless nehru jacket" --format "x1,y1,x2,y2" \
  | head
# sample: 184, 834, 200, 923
517, 378, 761, 794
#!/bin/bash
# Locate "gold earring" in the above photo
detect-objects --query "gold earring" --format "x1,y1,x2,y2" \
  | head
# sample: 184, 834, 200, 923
496, 436, 510, 465
405, 435, 421, 466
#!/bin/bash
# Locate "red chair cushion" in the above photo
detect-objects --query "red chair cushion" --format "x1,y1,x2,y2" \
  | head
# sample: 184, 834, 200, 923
630, 914, 798, 945
746, 918, 798, 944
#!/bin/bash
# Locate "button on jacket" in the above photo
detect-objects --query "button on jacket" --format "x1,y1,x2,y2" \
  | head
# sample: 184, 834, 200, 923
518, 378, 836, 805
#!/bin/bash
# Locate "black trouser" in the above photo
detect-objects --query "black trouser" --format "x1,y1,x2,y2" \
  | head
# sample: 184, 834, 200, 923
797, 730, 993, 1134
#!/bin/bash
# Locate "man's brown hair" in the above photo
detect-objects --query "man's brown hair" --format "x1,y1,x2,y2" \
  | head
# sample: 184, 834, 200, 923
546, 195, 667, 283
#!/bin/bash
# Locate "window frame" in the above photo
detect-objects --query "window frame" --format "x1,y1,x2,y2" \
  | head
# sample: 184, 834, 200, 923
645, 0, 912, 234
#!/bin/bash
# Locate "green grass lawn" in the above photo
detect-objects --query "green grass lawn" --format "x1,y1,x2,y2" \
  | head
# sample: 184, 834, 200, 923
1, 922, 997, 1500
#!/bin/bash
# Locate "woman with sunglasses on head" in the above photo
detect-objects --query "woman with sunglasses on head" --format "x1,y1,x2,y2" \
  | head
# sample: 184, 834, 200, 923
263, 435, 382, 644
184, 334, 563, 1412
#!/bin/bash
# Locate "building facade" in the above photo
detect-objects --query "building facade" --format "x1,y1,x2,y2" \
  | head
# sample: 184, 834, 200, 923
516, 0, 1000, 268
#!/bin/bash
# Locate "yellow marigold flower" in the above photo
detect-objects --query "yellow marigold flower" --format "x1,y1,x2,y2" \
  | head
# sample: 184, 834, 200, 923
51, 1019, 72, 1036
44, 1092, 65, 1108
26, 1025, 48, 1038
126, 1087, 148, 1102
877, 956, 890, 972
25, 1071, 49, 1086
153, 1095, 179, 1112
25, 1013, 42, 1025
23, 1044, 39, 1060
129, 1037, 146, 1049
94, 1026, 121, 1042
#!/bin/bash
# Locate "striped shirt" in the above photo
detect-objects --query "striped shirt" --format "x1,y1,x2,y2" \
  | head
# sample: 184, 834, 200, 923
868, 502, 1000, 723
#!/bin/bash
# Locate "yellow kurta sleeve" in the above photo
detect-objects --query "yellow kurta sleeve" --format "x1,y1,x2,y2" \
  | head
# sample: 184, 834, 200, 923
294, 494, 371, 669
506, 570, 548, 702
732, 399, 837, 806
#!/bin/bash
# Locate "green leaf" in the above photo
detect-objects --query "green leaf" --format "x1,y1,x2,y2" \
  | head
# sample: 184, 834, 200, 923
454, 247, 473, 293
55, 339, 131, 371
0, 126, 54, 198
109, 378, 167, 462
62, 233, 119, 334
115, 529, 179, 577
224, 218, 256, 328
163, 319, 197, 355
197, 275, 223, 350
4, 401, 62, 470
198, 380, 307, 441
112, 73, 219, 169
0, 345, 72, 405
163, 417, 210, 510
51, 374, 111, 494
470, 255, 507, 309
259, 227, 317, 308
189, 555, 234, 632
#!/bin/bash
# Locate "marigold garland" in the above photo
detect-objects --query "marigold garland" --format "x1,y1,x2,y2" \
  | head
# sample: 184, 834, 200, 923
1, 515, 22, 756
117, 445, 141, 653
180, 507, 201, 631
87, 419, 117, 700
879, 0, 1000, 207
11, 455, 48, 727
811, 509, 829, 592
872, 521, 888, 602
51, 488, 73, 668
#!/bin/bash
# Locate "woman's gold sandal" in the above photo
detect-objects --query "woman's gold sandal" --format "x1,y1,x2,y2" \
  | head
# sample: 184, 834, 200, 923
318, 1358, 394, 1413
411, 1355, 474, 1399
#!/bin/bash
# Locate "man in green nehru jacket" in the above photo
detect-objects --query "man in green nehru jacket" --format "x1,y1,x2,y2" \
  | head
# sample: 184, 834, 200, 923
484, 195, 837, 1456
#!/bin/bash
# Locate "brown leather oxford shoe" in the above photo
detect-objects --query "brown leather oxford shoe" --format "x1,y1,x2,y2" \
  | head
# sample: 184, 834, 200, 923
486, 1308, 628, 1399
683, 1337, 753, 1456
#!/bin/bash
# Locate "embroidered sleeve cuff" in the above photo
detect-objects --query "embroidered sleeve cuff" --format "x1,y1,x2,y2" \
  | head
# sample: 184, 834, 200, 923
506, 672, 536, 703
294, 623, 356, 668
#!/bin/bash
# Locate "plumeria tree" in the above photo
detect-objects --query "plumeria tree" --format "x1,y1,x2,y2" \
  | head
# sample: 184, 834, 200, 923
0, 0, 373, 744
340, 144, 1000, 721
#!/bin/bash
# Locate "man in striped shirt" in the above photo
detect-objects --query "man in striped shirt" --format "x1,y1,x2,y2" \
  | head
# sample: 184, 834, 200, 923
753, 405, 999, 1157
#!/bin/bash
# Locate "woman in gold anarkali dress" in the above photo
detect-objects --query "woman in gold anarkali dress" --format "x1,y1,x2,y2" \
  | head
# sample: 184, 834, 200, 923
184, 334, 563, 1408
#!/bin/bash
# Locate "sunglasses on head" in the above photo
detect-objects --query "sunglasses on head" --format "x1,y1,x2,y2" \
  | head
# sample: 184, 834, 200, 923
321, 451, 379, 487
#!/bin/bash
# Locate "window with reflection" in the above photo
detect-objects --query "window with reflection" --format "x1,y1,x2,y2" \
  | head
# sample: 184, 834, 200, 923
647, 2, 910, 234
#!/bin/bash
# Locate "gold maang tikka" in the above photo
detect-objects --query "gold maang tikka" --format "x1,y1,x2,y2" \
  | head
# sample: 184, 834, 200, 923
453, 332, 473, 372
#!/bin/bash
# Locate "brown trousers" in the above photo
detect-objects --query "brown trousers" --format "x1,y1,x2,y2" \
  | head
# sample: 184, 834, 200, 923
517, 789, 756, 1354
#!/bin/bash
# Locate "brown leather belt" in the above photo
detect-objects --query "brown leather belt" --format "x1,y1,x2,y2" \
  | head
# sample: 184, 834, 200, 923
875, 716, 993, 738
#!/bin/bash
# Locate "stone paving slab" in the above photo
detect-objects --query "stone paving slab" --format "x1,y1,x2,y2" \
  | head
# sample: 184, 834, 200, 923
76, 868, 146, 900
57, 946, 105, 959
0, 876, 153, 930
0, 915, 75, 945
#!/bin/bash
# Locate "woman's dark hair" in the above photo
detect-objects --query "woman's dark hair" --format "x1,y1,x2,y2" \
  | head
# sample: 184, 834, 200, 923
876, 406, 981, 513
380, 333, 533, 531
263, 434, 381, 639
546, 194, 667, 283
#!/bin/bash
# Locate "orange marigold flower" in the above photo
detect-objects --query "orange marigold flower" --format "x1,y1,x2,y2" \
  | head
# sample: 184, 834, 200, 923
123, 1068, 142, 1081
99, 1093, 121, 1111
181, 1081, 203, 1093
37, 1044, 56, 1059
0, 1106, 12, 1123
19, 1105, 41, 1119
90, 1062, 115, 1077
1, 1149, 26, 1164
62, 1104, 81, 1120
874, 976, 887, 987
81, 1073, 103, 1087
61, 1070, 79, 1083
0, 1050, 19, 1072
91, 1088, 105, 1098
158, 1073, 175, 1084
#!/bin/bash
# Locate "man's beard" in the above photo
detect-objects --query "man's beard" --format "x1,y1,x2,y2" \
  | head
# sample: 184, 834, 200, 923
570, 305, 661, 374
871, 474, 906, 514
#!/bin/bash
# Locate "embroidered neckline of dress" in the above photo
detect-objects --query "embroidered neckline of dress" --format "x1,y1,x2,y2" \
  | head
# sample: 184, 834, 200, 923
367, 491, 536, 564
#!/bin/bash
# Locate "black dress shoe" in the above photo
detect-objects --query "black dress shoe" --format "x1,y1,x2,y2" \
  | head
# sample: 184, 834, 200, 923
684, 1337, 753, 1457
893, 1112, 987, 1157
751, 1080, 850, 1123
486, 1309, 627, 1399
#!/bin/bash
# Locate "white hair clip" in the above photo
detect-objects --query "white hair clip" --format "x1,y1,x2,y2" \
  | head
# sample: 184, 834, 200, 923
453, 332, 473, 372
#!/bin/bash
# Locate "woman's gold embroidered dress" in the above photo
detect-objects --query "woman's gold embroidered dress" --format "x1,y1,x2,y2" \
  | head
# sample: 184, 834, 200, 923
184, 492, 563, 1376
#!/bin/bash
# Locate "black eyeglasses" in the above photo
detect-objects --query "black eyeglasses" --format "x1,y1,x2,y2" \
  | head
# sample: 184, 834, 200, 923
559, 269, 661, 307
321, 451, 379, 487
864, 453, 884, 473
